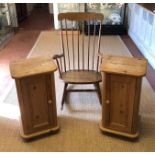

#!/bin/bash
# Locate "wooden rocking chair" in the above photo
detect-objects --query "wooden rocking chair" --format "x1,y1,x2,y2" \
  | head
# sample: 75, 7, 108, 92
53, 12, 104, 109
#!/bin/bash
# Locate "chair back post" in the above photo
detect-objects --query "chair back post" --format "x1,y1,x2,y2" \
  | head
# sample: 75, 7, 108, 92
97, 21, 102, 71
60, 21, 66, 72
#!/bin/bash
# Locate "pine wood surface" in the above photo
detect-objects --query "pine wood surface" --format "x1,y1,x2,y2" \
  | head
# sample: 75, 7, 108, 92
58, 12, 104, 21
100, 55, 147, 138
10, 57, 59, 139
61, 70, 102, 84
10, 56, 57, 79
100, 55, 147, 76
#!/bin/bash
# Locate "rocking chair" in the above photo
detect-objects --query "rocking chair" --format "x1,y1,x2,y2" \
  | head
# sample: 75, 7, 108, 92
53, 12, 104, 109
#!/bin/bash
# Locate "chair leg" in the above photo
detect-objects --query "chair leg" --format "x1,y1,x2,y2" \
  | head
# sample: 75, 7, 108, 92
95, 83, 102, 105
61, 83, 68, 110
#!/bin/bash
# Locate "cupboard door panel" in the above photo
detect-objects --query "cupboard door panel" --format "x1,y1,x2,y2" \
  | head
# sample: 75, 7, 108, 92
20, 75, 52, 134
106, 74, 136, 133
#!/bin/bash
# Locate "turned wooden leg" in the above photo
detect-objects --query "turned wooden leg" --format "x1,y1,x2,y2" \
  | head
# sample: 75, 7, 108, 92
61, 83, 68, 110
95, 83, 102, 105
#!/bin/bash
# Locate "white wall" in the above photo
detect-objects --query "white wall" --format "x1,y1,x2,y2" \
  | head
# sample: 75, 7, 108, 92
53, 3, 59, 29
53, 3, 85, 29
7, 3, 18, 27
48, 3, 53, 14
128, 3, 155, 69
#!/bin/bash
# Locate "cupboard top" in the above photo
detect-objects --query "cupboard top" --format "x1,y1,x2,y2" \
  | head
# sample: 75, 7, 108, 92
10, 56, 57, 79
100, 55, 147, 76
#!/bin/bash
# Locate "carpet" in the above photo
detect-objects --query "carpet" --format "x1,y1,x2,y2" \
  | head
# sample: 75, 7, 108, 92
1, 31, 155, 152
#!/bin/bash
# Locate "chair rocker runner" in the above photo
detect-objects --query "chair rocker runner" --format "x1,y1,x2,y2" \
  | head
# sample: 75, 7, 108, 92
53, 12, 104, 109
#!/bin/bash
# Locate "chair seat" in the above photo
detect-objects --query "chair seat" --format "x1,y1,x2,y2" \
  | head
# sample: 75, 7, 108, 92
61, 70, 102, 84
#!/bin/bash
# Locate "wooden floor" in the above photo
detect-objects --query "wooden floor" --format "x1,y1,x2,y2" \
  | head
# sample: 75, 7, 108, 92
0, 5, 53, 98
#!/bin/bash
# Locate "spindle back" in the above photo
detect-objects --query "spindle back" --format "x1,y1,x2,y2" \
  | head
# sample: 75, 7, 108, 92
58, 12, 104, 73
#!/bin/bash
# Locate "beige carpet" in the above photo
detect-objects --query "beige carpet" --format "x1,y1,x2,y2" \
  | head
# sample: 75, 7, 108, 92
1, 31, 155, 152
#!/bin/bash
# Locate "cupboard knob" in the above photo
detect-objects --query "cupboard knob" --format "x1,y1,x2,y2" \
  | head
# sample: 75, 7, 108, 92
106, 100, 110, 104
48, 99, 52, 104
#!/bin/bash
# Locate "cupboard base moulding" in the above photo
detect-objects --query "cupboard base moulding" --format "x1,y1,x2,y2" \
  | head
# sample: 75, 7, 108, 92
99, 122, 139, 139
20, 124, 60, 139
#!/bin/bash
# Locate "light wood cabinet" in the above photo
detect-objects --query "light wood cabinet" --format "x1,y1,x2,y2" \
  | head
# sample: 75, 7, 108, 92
10, 56, 59, 139
99, 55, 147, 139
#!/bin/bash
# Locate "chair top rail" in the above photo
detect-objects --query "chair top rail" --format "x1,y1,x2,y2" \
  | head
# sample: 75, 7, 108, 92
58, 12, 104, 21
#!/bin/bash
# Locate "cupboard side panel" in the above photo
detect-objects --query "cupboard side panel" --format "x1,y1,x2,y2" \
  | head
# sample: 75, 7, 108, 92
45, 73, 58, 127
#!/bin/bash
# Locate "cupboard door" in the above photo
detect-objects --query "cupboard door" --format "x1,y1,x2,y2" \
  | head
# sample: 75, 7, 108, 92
105, 74, 136, 133
20, 75, 53, 134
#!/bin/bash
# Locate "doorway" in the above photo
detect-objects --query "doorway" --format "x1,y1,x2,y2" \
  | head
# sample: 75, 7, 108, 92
17, 3, 54, 30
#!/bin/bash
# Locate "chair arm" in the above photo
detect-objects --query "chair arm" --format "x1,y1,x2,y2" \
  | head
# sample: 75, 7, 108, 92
98, 52, 105, 58
98, 53, 111, 64
52, 54, 64, 59
52, 54, 64, 78
98, 53, 111, 59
